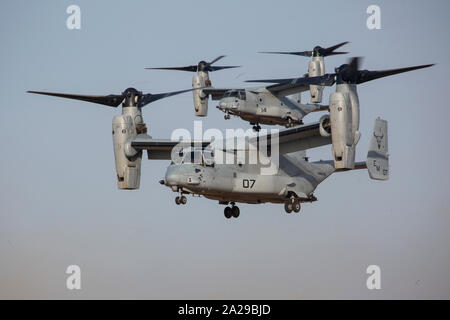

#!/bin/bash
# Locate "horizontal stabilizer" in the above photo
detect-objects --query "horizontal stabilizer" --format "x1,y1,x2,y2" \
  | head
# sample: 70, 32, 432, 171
367, 118, 389, 180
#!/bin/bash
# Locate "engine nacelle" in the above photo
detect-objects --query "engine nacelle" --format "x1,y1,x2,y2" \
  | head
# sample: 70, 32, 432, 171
192, 71, 210, 117
308, 57, 325, 103
329, 85, 361, 169
112, 114, 142, 189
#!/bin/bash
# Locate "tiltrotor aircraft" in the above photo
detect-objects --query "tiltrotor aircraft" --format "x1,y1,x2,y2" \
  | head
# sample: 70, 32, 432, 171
27, 84, 388, 219
147, 52, 338, 131
210, 42, 348, 129
28, 54, 432, 220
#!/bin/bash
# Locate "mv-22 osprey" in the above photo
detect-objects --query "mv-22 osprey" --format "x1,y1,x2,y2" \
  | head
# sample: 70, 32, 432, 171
147, 42, 349, 131
28, 57, 432, 219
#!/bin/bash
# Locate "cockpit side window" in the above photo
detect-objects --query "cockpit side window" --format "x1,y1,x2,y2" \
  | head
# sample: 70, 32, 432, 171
182, 150, 204, 165
238, 90, 246, 100
225, 90, 238, 98
203, 149, 215, 167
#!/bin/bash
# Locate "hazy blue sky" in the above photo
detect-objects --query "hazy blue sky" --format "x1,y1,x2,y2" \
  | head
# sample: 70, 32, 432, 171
1, 0, 449, 299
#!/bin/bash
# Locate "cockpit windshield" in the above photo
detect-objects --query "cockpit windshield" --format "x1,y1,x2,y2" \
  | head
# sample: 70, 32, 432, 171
223, 90, 236, 98
178, 148, 215, 166
183, 150, 204, 164
223, 90, 246, 100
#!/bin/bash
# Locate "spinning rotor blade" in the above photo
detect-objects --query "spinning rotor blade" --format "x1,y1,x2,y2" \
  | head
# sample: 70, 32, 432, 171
319, 41, 349, 56
259, 50, 312, 57
203, 55, 240, 71
27, 91, 124, 107
259, 41, 349, 57
208, 55, 225, 65
208, 65, 240, 71
145, 66, 198, 72
245, 73, 336, 86
245, 56, 433, 90
349, 56, 360, 72
244, 78, 299, 83
140, 88, 201, 106
334, 57, 434, 84
355, 64, 435, 84
28, 86, 202, 108
146, 55, 240, 73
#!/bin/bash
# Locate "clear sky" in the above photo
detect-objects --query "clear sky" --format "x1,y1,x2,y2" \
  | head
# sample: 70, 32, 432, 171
1, 0, 449, 299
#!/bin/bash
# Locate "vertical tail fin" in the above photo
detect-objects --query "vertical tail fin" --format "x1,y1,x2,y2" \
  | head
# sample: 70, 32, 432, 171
366, 117, 389, 180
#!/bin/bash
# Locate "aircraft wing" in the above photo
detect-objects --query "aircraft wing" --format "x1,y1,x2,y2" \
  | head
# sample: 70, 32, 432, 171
131, 121, 331, 160
251, 121, 332, 154
131, 135, 210, 160
245, 77, 297, 84
202, 87, 235, 100
246, 74, 336, 97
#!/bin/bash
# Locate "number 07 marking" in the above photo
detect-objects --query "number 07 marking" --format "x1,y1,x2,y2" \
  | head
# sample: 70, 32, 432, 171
243, 179, 255, 188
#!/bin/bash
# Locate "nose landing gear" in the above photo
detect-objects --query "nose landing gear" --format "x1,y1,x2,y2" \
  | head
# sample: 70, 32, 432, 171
175, 195, 187, 205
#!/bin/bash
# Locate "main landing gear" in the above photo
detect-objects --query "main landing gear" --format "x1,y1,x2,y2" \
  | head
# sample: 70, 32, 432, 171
252, 124, 261, 132
224, 203, 240, 219
175, 195, 187, 205
284, 198, 301, 214
284, 117, 303, 128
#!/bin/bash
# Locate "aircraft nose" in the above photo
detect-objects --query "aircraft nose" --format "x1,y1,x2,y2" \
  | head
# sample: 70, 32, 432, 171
165, 167, 181, 187
219, 101, 227, 109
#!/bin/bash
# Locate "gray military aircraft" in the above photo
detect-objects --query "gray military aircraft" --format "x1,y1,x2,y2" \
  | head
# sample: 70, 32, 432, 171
206, 81, 329, 131
146, 55, 332, 131
135, 117, 388, 219
27, 77, 387, 219
27, 56, 432, 220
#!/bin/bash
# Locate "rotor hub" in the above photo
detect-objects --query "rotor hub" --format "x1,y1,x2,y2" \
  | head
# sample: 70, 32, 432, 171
197, 61, 208, 72
121, 87, 142, 107
313, 46, 323, 56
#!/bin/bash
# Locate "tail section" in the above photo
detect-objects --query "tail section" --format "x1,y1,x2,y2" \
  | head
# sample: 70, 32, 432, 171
366, 117, 389, 180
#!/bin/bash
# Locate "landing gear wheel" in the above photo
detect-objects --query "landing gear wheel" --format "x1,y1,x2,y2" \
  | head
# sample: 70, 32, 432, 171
231, 206, 240, 218
284, 201, 293, 214
285, 117, 293, 128
180, 196, 187, 205
175, 196, 180, 205
224, 114, 230, 120
293, 199, 301, 213
224, 207, 232, 219
252, 125, 261, 132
